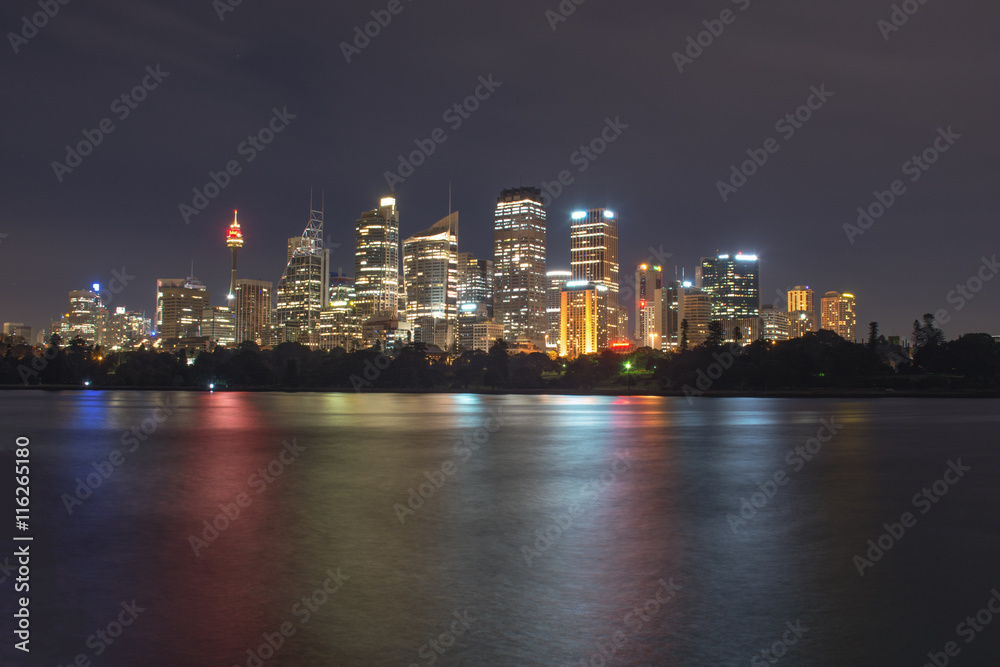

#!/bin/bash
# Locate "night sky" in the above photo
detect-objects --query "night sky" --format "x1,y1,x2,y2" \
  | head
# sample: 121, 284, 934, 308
2, 0, 998, 339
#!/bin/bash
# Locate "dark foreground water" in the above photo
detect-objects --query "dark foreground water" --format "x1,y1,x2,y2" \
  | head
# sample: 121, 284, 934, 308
1, 392, 999, 666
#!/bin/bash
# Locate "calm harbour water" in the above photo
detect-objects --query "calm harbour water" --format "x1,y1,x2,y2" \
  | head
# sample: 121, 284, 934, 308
1, 391, 999, 666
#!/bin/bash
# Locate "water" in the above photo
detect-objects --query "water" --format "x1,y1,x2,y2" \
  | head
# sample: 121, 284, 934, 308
1, 391, 999, 666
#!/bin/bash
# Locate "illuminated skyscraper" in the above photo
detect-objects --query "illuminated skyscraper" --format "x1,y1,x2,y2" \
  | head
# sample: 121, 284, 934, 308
319, 274, 361, 352
65, 288, 103, 343
787, 286, 816, 339
156, 276, 208, 344
546, 270, 571, 350
226, 210, 243, 299
635, 263, 663, 349
457, 252, 493, 316
234, 279, 272, 345
821, 291, 857, 341
493, 187, 547, 347
355, 197, 401, 322
403, 212, 459, 349
698, 253, 760, 319
202, 306, 236, 347
276, 199, 330, 346
760, 304, 790, 342
560, 281, 605, 358
682, 290, 712, 348
570, 208, 620, 348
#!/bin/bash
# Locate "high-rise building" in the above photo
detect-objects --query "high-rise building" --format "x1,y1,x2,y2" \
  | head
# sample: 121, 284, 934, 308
276, 200, 330, 346
471, 322, 505, 353
760, 304, 790, 342
546, 270, 571, 351
156, 276, 209, 343
570, 208, 620, 348
682, 290, 712, 348
457, 252, 493, 316
234, 279, 272, 346
787, 286, 816, 339
403, 212, 459, 350
699, 253, 760, 319
320, 274, 361, 351
493, 187, 547, 347
202, 306, 236, 347
2, 323, 32, 344
635, 264, 663, 349
560, 281, 606, 358
65, 288, 103, 343
106, 308, 150, 349
661, 279, 689, 351
226, 210, 243, 300
821, 291, 857, 341
355, 197, 401, 324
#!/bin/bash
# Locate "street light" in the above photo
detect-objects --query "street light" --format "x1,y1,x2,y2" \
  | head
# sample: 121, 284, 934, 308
624, 361, 632, 395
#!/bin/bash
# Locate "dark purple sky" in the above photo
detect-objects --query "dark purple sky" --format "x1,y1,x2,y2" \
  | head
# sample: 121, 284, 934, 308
2, 0, 998, 339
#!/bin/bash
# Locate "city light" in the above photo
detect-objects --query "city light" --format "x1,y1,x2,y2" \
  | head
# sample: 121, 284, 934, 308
571, 211, 587, 220
604, 210, 615, 218
736, 254, 758, 261
92, 283, 100, 292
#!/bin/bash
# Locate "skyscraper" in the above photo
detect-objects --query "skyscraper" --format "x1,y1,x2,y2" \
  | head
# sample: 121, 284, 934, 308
457, 252, 494, 316
760, 304, 790, 342
355, 197, 401, 323
682, 290, 712, 348
635, 263, 663, 349
276, 199, 330, 346
787, 286, 816, 339
156, 276, 208, 345
493, 187, 547, 347
234, 279, 272, 345
821, 291, 857, 341
570, 208, 620, 348
546, 270, 571, 351
403, 212, 459, 349
65, 288, 102, 343
698, 253, 760, 319
319, 274, 361, 352
560, 281, 605, 358
202, 306, 236, 347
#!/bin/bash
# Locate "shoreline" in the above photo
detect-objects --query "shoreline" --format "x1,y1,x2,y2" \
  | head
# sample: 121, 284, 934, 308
1, 385, 998, 399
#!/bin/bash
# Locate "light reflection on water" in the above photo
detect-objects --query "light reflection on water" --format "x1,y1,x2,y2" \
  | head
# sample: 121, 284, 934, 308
4, 392, 1000, 666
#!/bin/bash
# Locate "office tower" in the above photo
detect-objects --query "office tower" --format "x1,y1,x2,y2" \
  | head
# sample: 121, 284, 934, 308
457, 252, 494, 316
107, 308, 151, 349
202, 306, 236, 347
682, 290, 712, 348
787, 286, 816, 339
760, 304, 790, 342
403, 212, 459, 349
698, 253, 760, 319
719, 317, 761, 345
821, 291, 858, 341
320, 274, 361, 351
276, 199, 330, 346
355, 197, 401, 324
493, 187, 547, 347
156, 276, 209, 343
234, 279, 272, 346
65, 288, 102, 344
471, 321, 506, 353
560, 281, 606, 358
570, 208, 620, 348
546, 270, 571, 351
635, 263, 663, 349
226, 210, 243, 300
661, 279, 688, 350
